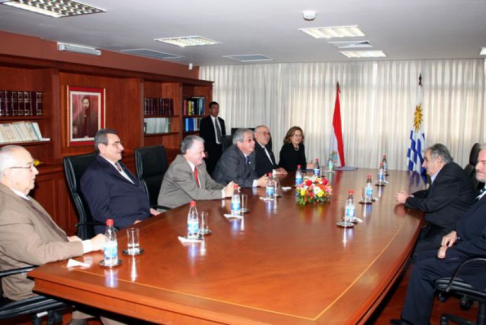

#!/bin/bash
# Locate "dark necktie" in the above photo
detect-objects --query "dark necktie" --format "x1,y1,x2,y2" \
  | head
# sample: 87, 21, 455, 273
215, 119, 222, 144
24, 199, 68, 241
245, 156, 250, 165
115, 162, 123, 173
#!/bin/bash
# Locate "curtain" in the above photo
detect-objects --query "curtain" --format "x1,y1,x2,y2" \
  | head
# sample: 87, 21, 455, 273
200, 59, 486, 170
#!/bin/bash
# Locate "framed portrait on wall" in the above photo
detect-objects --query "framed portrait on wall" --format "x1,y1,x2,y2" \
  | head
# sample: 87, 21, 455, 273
68, 86, 105, 146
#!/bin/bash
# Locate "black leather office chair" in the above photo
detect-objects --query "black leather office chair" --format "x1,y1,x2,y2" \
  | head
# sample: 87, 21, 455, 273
63, 153, 102, 240
221, 135, 233, 152
0, 266, 66, 325
464, 143, 482, 190
134, 145, 170, 210
435, 257, 486, 325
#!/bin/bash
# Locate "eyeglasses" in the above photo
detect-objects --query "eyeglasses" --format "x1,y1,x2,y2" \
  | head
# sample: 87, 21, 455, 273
9, 164, 36, 171
104, 141, 123, 147
257, 131, 271, 136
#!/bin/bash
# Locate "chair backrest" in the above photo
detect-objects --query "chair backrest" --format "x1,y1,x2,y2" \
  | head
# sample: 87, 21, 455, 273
63, 153, 97, 240
134, 145, 168, 206
221, 135, 233, 152
0, 267, 66, 323
464, 143, 481, 190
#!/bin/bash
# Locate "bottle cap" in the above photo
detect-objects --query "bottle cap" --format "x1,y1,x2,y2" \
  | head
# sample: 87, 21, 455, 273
349, 190, 354, 194
367, 174, 372, 177
106, 219, 114, 226
297, 165, 301, 168
190, 201, 196, 207
316, 158, 319, 161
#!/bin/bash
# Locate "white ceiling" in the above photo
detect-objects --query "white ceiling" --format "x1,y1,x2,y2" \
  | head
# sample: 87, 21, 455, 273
1, 0, 486, 67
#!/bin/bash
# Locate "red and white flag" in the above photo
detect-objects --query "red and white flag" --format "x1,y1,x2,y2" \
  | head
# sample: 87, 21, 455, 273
329, 82, 345, 167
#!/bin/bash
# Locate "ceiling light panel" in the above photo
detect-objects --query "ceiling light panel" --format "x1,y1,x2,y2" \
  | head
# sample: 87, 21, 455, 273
121, 49, 183, 60
154, 36, 221, 48
0, 0, 105, 18
329, 40, 372, 49
223, 54, 272, 62
299, 25, 365, 39
340, 50, 387, 58
480, 47, 486, 55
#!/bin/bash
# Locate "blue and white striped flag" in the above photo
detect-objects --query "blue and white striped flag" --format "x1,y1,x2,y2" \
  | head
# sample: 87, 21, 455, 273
407, 75, 425, 176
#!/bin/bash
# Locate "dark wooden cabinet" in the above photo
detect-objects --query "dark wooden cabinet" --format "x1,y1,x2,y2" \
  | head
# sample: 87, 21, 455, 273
0, 55, 212, 235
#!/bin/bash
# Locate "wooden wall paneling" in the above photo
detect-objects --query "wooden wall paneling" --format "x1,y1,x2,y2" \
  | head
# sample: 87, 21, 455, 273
119, 77, 144, 153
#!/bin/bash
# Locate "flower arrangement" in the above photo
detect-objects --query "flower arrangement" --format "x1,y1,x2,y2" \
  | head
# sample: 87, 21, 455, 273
296, 176, 333, 205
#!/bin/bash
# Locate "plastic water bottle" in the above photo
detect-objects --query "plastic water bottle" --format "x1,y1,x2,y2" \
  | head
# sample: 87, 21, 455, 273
328, 156, 334, 171
103, 219, 118, 267
187, 201, 199, 239
345, 190, 355, 224
382, 155, 388, 175
365, 174, 373, 202
231, 191, 241, 215
378, 162, 385, 185
313, 158, 320, 176
295, 165, 303, 186
266, 172, 275, 199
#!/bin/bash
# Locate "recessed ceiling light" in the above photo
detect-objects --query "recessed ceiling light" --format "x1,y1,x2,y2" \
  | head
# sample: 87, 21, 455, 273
329, 40, 372, 49
223, 54, 273, 62
0, 0, 105, 18
480, 47, 486, 55
299, 25, 365, 39
121, 49, 183, 60
340, 50, 387, 58
154, 36, 221, 48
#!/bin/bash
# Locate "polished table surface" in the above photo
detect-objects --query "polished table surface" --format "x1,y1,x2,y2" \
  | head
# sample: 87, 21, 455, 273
30, 169, 424, 324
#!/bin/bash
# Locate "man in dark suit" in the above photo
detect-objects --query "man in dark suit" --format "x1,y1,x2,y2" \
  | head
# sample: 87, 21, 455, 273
81, 129, 159, 234
199, 101, 226, 175
254, 125, 287, 177
157, 135, 234, 210
395, 143, 475, 254
213, 128, 268, 188
392, 145, 486, 325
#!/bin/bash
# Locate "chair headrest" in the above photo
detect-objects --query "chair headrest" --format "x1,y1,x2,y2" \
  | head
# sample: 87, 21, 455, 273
469, 143, 481, 166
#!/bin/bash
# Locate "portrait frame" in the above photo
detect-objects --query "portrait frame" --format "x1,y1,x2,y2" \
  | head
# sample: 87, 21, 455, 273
68, 86, 105, 147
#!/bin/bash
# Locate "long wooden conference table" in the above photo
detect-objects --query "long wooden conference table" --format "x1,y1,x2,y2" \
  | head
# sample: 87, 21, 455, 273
30, 169, 424, 324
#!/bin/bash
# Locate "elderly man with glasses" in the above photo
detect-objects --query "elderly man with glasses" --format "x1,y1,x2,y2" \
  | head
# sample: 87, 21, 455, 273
253, 125, 287, 177
81, 129, 159, 234
0, 145, 128, 324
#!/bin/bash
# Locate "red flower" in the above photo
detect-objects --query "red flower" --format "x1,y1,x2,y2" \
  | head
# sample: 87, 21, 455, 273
305, 179, 313, 187
322, 178, 328, 185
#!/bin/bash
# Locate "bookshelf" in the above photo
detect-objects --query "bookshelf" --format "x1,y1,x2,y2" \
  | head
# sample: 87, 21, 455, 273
0, 55, 212, 235
182, 84, 212, 135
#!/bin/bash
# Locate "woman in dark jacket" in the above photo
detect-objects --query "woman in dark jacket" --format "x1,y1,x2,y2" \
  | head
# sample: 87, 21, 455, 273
279, 126, 313, 172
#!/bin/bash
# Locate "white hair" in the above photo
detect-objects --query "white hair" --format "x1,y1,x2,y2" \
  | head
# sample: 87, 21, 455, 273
0, 145, 24, 181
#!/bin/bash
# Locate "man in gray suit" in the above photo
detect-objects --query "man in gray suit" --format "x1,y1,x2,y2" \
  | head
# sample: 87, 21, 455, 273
0, 145, 123, 324
158, 135, 235, 210
213, 128, 268, 188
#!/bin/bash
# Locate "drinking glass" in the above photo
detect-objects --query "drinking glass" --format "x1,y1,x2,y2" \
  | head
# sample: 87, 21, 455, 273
126, 228, 140, 255
241, 194, 248, 214
200, 211, 211, 235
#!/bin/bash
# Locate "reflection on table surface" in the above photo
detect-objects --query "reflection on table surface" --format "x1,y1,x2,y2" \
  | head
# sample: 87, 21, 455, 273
31, 169, 425, 324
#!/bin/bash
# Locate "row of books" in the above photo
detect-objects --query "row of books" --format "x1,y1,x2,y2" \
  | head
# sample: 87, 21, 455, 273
144, 98, 174, 116
184, 117, 202, 132
183, 97, 206, 116
144, 118, 171, 134
0, 121, 48, 144
0, 90, 43, 117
